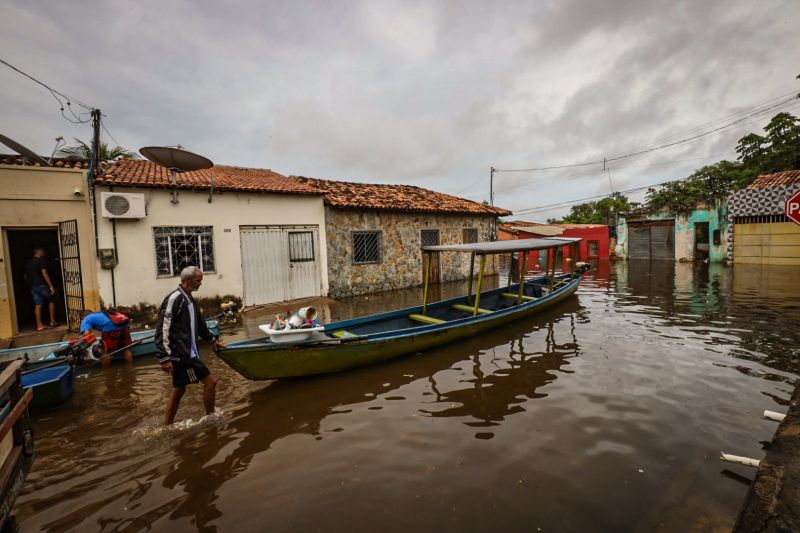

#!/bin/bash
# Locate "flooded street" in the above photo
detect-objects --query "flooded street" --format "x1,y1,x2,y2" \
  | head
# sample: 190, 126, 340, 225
13, 261, 800, 532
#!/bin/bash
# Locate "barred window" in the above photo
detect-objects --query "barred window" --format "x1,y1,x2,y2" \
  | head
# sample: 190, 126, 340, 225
353, 231, 381, 264
463, 228, 478, 243
154, 226, 215, 276
289, 231, 315, 262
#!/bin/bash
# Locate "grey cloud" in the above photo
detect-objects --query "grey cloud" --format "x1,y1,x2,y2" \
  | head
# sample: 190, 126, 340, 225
2, 0, 798, 220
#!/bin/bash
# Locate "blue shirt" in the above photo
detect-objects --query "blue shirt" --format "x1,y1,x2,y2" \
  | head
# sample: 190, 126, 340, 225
80, 312, 125, 333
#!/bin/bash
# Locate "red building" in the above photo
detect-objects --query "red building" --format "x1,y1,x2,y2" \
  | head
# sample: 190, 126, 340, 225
502, 221, 610, 263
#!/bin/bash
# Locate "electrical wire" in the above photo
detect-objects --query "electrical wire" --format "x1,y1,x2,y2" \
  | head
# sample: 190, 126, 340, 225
493, 94, 798, 173
0, 57, 96, 125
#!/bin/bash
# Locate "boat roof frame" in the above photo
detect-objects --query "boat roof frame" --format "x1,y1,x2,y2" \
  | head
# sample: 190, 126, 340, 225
422, 237, 582, 255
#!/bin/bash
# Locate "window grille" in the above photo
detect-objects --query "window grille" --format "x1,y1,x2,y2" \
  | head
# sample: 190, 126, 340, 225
588, 240, 599, 257
353, 231, 381, 264
462, 228, 478, 243
733, 214, 789, 224
289, 231, 315, 262
421, 229, 440, 247
154, 226, 215, 276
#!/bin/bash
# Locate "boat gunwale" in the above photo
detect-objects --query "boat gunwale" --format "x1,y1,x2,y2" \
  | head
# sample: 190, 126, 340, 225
21, 364, 72, 388
221, 274, 581, 353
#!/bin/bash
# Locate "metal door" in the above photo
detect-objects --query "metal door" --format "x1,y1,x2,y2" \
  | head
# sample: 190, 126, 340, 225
650, 224, 675, 260
240, 226, 287, 306
421, 229, 440, 283
628, 225, 651, 259
57, 220, 84, 331
287, 229, 321, 300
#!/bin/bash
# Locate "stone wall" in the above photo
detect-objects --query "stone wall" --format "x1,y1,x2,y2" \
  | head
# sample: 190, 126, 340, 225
325, 208, 498, 298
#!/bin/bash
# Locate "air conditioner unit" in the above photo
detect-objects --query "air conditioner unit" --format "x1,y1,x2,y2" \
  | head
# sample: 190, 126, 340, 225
100, 192, 146, 218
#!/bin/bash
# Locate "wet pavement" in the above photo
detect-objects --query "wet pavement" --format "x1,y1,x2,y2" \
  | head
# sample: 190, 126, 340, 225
12, 260, 800, 532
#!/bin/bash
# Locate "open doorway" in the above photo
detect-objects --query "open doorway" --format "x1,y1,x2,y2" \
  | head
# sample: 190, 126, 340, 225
695, 222, 710, 261
5, 228, 67, 333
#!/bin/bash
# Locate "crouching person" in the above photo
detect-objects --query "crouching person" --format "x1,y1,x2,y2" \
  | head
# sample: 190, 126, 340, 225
154, 266, 225, 425
80, 308, 133, 367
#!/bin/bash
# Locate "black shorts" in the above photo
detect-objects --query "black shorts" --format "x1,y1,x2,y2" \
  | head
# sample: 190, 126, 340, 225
172, 358, 211, 388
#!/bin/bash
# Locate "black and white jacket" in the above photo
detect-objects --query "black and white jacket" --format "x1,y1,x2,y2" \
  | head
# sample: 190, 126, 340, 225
154, 286, 215, 364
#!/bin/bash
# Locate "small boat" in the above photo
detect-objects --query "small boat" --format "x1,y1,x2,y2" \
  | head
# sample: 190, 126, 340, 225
218, 237, 585, 380
20, 362, 75, 409
0, 319, 220, 365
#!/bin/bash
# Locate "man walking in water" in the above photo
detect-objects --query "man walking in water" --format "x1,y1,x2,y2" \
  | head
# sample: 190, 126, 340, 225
155, 266, 225, 425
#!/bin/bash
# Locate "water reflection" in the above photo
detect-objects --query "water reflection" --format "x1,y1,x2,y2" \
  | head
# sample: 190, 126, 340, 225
13, 262, 800, 532
423, 301, 581, 434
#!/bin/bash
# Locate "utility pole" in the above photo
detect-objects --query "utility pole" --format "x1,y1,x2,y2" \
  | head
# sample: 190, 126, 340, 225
490, 166, 497, 240
90, 109, 101, 182
90, 108, 102, 258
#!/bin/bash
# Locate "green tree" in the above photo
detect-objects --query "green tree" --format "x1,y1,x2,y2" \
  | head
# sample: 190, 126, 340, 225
555, 193, 634, 225
646, 109, 800, 212
57, 138, 134, 162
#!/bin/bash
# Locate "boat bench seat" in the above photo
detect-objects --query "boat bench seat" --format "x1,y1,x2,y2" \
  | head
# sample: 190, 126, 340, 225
409, 314, 446, 325
500, 293, 536, 302
451, 304, 493, 315
331, 330, 359, 339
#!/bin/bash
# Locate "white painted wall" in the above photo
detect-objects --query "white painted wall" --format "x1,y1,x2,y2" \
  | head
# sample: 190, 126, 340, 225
95, 186, 328, 306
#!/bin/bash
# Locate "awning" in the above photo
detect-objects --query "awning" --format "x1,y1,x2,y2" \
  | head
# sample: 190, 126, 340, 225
422, 237, 582, 254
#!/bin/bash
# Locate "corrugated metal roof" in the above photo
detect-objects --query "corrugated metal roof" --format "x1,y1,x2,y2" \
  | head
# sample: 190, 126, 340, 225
423, 237, 581, 254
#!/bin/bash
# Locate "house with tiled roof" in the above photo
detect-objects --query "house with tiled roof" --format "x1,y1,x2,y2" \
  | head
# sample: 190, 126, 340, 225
728, 170, 800, 265
95, 158, 329, 308
295, 176, 511, 298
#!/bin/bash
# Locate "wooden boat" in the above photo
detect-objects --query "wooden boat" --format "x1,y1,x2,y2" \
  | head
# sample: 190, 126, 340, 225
218, 237, 585, 380
0, 319, 220, 365
20, 363, 75, 410
0, 360, 35, 530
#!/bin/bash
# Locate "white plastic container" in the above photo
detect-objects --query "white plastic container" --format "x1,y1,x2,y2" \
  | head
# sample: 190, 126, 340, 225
259, 324, 326, 343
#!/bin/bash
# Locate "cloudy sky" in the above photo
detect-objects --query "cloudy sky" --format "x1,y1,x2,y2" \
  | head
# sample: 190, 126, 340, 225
2, 0, 799, 220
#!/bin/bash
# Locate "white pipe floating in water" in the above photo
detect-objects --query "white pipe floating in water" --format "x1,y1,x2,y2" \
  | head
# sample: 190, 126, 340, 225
720, 452, 760, 468
763, 410, 786, 422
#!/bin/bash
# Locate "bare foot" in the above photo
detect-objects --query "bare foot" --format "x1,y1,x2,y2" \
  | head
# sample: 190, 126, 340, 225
36, 326, 47, 331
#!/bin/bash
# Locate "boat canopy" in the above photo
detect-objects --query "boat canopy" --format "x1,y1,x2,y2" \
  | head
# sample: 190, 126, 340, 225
422, 237, 582, 255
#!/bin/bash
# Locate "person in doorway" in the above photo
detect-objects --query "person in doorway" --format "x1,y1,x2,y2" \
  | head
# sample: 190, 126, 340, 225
25, 247, 56, 331
80, 308, 133, 367
154, 266, 225, 425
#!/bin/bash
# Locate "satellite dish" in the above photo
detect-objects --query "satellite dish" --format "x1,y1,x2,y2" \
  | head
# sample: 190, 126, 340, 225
139, 146, 214, 204
139, 146, 213, 172
0, 133, 50, 166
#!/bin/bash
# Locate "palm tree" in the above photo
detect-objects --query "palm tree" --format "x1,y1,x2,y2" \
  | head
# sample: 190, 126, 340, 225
57, 138, 135, 162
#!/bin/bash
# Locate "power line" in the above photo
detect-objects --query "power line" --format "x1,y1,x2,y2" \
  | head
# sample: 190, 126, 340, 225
100, 122, 124, 148
511, 179, 683, 216
0, 57, 96, 125
493, 94, 798, 173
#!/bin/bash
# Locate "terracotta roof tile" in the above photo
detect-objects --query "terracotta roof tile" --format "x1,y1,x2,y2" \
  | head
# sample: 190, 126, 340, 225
294, 176, 511, 216
97, 158, 322, 195
0, 154, 90, 169
747, 170, 800, 189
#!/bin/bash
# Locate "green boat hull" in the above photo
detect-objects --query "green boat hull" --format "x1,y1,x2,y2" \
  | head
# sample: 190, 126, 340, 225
219, 279, 579, 380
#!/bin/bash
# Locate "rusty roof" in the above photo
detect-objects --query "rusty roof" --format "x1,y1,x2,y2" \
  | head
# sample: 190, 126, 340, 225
0, 154, 90, 169
747, 170, 800, 189
97, 158, 322, 195
294, 176, 511, 216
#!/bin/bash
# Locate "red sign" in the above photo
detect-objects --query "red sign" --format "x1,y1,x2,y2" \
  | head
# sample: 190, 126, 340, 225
787, 190, 800, 226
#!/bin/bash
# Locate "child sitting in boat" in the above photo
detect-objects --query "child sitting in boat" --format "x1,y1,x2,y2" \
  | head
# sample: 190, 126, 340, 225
271, 307, 318, 330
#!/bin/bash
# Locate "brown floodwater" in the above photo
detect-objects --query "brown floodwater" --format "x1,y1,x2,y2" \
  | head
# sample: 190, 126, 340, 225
13, 261, 800, 532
